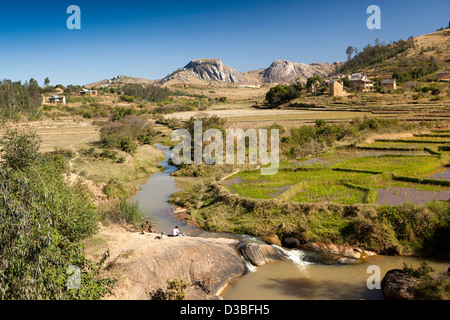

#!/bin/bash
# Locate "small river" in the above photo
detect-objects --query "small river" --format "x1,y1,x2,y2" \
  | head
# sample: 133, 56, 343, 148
133, 144, 449, 300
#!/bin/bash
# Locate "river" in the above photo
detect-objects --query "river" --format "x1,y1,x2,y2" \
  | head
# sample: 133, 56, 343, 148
133, 144, 449, 300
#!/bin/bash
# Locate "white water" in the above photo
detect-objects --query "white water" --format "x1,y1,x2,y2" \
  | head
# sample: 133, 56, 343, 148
272, 245, 311, 270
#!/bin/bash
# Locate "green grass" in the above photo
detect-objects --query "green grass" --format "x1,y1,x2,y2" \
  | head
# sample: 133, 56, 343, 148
333, 155, 442, 176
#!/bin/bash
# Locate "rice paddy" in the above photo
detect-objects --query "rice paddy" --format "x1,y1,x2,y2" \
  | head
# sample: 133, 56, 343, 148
223, 130, 450, 205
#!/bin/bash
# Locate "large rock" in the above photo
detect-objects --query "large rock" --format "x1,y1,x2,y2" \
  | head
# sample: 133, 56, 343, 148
282, 237, 301, 248
262, 60, 337, 83
183, 59, 245, 84
382, 269, 418, 300
262, 234, 282, 246
238, 242, 286, 266
100, 236, 246, 300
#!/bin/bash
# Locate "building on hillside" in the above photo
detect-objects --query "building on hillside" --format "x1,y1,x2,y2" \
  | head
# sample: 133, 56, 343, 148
80, 88, 98, 96
349, 73, 373, 92
48, 95, 66, 104
436, 71, 449, 81
380, 79, 397, 92
328, 79, 344, 96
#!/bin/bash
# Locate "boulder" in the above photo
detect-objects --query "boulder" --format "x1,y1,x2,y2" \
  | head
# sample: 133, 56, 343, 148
238, 242, 286, 266
381, 269, 418, 300
262, 234, 282, 246
282, 237, 301, 248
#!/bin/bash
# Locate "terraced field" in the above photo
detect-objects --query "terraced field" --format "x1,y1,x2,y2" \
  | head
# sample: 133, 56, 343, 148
223, 130, 450, 205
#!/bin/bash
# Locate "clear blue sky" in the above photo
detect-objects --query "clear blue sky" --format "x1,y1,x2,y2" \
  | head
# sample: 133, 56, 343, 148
0, 0, 448, 86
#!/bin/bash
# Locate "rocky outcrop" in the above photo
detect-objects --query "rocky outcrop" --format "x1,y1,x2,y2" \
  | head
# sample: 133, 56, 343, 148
161, 58, 338, 85
100, 236, 246, 300
381, 269, 417, 300
262, 60, 337, 83
300, 242, 376, 264
181, 59, 245, 84
238, 242, 287, 266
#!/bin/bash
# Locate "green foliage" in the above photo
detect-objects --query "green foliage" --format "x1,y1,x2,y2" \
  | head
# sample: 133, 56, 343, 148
151, 277, 189, 300
119, 95, 135, 103
392, 59, 439, 83
0, 154, 114, 299
0, 129, 42, 170
265, 83, 303, 106
103, 178, 128, 199
114, 200, 148, 226
336, 38, 414, 74
122, 83, 171, 103
0, 79, 42, 120
100, 115, 155, 154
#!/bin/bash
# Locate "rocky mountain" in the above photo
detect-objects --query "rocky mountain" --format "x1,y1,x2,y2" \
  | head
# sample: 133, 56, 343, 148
161, 58, 338, 86
162, 59, 246, 84
85, 59, 339, 87
261, 60, 338, 83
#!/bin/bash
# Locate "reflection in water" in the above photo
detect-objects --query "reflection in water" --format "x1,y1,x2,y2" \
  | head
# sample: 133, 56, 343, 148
427, 169, 450, 181
376, 187, 450, 205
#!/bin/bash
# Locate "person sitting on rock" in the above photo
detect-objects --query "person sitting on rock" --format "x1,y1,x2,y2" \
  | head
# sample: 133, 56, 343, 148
141, 221, 149, 234
170, 226, 185, 237
147, 224, 156, 233
171, 226, 180, 237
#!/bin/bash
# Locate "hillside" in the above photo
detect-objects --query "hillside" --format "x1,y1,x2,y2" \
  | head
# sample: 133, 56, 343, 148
336, 29, 450, 79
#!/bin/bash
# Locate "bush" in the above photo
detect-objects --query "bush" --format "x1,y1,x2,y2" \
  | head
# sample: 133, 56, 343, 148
120, 136, 137, 154
0, 129, 42, 170
119, 95, 135, 103
151, 277, 189, 300
0, 155, 114, 299
265, 83, 303, 106
103, 178, 128, 199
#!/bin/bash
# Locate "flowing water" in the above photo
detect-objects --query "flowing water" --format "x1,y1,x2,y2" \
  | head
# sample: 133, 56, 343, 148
133, 145, 449, 300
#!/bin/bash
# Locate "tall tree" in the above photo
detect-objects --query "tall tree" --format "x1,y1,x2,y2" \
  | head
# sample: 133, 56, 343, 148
44, 77, 50, 87
346, 46, 354, 61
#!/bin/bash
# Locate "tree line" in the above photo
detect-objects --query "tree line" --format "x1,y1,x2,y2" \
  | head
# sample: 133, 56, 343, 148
0, 79, 42, 121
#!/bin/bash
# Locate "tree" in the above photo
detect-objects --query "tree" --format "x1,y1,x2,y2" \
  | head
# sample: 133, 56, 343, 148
44, 77, 50, 87
346, 46, 354, 61
0, 129, 42, 170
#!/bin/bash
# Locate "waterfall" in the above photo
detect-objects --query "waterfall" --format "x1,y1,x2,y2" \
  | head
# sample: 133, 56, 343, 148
271, 245, 311, 269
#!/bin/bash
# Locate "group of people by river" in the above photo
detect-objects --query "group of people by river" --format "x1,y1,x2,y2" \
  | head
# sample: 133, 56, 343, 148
140, 221, 186, 237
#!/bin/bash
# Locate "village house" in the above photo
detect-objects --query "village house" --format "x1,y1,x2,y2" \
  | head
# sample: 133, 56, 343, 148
349, 73, 373, 92
380, 79, 397, 92
80, 88, 98, 96
436, 71, 449, 81
328, 79, 344, 96
48, 95, 66, 104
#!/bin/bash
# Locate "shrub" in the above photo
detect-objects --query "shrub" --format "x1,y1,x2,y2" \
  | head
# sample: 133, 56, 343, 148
103, 178, 127, 199
119, 95, 135, 103
0, 129, 41, 170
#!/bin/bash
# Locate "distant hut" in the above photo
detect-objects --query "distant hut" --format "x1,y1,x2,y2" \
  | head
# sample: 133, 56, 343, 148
380, 79, 397, 92
48, 95, 66, 104
328, 79, 344, 96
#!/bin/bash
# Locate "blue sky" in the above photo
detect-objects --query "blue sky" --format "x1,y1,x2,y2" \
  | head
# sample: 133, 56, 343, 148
0, 0, 448, 86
